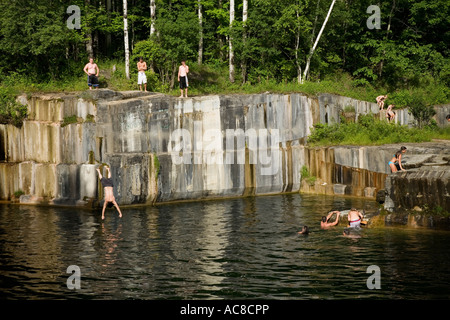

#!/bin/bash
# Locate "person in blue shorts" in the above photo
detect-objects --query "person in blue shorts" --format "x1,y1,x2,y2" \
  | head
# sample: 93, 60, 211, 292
388, 146, 407, 173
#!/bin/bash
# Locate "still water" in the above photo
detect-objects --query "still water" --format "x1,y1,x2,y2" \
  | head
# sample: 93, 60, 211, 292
1, 193, 449, 300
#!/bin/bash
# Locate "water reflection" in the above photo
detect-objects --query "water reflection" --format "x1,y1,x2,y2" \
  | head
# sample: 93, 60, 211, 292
1, 194, 450, 300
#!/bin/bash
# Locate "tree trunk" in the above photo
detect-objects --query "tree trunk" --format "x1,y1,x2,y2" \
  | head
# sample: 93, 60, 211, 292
123, 0, 130, 79
85, 0, 94, 58
198, 0, 203, 64
150, 0, 156, 36
241, 0, 248, 83
229, 0, 235, 83
379, 0, 396, 78
106, 0, 112, 56
302, 0, 336, 83
295, 7, 302, 83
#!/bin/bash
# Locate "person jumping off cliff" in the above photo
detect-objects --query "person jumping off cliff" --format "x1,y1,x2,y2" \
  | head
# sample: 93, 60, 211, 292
96, 166, 123, 220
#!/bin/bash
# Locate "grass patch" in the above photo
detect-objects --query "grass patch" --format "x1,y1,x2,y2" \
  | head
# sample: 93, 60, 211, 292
307, 114, 450, 147
300, 165, 317, 186
61, 115, 79, 127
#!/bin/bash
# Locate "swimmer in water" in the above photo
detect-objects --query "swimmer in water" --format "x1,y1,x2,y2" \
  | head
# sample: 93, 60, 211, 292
343, 228, 361, 239
347, 208, 363, 228
298, 226, 310, 235
321, 211, 340, 229
96, 166, 123, 220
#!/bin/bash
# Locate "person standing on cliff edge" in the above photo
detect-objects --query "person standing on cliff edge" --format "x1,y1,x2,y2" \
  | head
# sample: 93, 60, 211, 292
178, 60, 189, 98
137, 57, 148, 92
96, 166, 123, 220
83, 58, 100, 90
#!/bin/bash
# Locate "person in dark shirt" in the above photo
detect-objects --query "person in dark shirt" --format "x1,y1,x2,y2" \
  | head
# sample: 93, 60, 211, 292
96, 166, 123, 220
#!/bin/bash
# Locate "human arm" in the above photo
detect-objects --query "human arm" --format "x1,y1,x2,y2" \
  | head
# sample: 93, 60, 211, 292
330, 211, 340, 226
95, 64, 99, 77
83, 64, 89, 75
96, 168, 103, 180
398, 154, 405, 171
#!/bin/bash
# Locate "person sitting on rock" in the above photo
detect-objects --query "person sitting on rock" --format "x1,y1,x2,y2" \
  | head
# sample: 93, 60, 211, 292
96, 166, 123, 220
321, 211, 340, 229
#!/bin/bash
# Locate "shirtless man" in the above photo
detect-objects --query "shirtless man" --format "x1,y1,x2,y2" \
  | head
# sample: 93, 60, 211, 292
83, 58, 100, 90
96, 166, 123, 220
320, 211, 340, 229
137, 57, 147, 92
376, 95, 388, 110
386, 104, 395, 122
347, 208, 363, 228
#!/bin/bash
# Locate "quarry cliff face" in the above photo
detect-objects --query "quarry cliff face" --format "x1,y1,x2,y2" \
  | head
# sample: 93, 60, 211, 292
0, 89, 448, 212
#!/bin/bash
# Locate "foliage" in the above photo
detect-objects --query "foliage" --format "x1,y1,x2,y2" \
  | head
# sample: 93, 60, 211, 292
300, 165, 317, 186
0, 86, 28, 127
307, 114, 449, 146
0, 0, 447, 106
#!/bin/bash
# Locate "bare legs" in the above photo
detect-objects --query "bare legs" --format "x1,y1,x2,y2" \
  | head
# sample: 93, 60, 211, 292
179, 88, 188, 98
96, 166, 122, 220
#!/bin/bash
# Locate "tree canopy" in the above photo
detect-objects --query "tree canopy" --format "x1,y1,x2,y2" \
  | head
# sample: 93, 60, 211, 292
0, 0, 448, 99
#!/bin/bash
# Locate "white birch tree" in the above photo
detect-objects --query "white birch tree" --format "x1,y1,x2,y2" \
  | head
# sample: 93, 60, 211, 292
198, 0, 203, 64
150, 0, 156, 36
123, 0, 130, 79
229, 0, 235, 83
241, 0, 248, 83
302, 0, 336, 83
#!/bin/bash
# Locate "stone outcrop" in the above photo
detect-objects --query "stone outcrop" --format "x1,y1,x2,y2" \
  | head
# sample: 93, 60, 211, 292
0, 89, 448, 209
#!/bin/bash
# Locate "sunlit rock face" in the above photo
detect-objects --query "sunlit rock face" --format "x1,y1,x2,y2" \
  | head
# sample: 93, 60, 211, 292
0, 89, 448, 209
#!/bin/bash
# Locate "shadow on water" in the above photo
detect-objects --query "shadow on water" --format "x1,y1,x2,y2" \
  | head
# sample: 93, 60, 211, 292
1, 193, 449, 299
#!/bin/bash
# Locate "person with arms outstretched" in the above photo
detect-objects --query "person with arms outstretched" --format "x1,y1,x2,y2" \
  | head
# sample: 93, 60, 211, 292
321, 211, 340, 229
96, 166, 123, 220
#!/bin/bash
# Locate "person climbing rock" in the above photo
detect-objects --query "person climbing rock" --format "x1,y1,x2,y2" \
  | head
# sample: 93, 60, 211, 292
388, 146, 407, 173
376, 95, 388, 110
96, 166, 122, 220
386, 104, 396, 122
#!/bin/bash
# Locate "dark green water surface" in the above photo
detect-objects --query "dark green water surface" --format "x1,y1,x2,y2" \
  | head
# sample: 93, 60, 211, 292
1, 193, 449, 299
